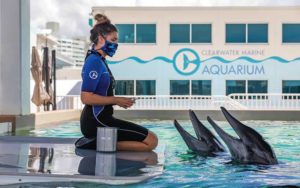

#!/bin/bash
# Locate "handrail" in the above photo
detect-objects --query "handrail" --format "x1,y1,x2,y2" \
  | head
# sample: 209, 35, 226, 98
51, 93, 300, 111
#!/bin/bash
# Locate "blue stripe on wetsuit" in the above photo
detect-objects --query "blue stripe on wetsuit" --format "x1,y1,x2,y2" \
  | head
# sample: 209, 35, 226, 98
81, 52, 110, 117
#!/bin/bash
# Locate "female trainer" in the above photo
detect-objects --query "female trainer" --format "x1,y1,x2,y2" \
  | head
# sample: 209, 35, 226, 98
80, 14, 158, 152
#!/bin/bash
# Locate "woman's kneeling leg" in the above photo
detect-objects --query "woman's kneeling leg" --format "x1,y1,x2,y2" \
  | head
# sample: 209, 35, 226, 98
117, 131, 158, 152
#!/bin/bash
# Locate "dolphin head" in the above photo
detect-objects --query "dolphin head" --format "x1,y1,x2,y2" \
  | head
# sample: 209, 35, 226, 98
189, 110, 225, 152
174, 119, 211, 153
220, 107, 278, 165
207, 107, 278, 165
174, 118, 224, 156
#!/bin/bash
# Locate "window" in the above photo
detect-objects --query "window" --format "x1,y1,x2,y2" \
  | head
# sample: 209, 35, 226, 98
192, 80, 211, 95
226, 24, 246, 43
169, 80, 211, 95
192, 24, 212, 43
115, 24, 134, 43
227, 80, 268, 97
248, 24, 268, 43
136, 24, 156, 43
170, 80, 190, 95
282, 24, 300, 43
136, 80, 156, 95
115, 80, 134, 95
283, 80, 300, 93
116, 24, 156, 43
226, 24, 268, 43
226, 80, 246, 95
170, 24, 190, 43
248, 80, 268, 93
170, 24, 212, 43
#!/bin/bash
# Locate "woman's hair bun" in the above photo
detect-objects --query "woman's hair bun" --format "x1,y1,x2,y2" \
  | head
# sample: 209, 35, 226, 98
94, 14, 111, 25
89, 13, 117, 44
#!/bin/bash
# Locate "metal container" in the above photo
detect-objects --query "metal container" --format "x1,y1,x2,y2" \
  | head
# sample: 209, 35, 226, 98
96, 127, 118, 152
95, 152, 116, 176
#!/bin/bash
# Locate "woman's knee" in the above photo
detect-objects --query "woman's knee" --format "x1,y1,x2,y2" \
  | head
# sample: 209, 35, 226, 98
143, 131, 158, 150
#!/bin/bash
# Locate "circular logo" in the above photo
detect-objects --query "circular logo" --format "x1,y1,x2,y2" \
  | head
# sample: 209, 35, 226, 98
89, 71, 98, 79
173, 48, 201, 75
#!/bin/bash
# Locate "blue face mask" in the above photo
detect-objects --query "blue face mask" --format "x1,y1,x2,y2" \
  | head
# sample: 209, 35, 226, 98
101, 39, 118, 57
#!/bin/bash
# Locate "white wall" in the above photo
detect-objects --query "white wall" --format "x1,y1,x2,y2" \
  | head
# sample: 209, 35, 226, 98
107, 58, 300, 95
0, 0, 30, 115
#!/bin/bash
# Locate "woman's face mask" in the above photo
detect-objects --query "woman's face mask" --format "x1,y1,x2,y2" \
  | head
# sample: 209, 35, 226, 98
101, 39, 118, 57
100, 32, 118, 57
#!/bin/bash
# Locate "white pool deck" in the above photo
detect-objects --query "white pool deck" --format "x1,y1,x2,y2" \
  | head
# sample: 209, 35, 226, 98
0, 136, 165, 186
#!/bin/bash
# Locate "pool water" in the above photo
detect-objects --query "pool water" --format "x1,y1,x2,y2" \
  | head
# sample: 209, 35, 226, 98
9, 120, 300, 187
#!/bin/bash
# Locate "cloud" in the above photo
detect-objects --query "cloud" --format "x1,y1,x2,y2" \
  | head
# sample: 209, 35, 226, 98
31, 0, 95, 38
30, 0, 300, 39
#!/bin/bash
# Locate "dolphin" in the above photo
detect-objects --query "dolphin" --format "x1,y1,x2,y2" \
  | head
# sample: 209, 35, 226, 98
207, 107, 278, 165
174, 110, 225, 155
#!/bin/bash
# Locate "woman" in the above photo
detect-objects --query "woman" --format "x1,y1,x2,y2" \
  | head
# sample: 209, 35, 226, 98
80, 14, 158, 152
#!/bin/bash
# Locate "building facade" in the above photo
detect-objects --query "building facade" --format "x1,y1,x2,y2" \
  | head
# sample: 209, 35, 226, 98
38, 22, 88, 67
46, 22, 60, 37
57, 38, 86, 66
90, 6, 300, 96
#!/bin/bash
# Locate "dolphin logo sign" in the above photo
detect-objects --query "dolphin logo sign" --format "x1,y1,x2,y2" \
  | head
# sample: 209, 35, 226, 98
173, 48, 201, 75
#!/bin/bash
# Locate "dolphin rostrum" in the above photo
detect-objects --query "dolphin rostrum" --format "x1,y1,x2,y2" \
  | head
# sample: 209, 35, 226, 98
207, 107, 278, 165
174, 110, 225, 155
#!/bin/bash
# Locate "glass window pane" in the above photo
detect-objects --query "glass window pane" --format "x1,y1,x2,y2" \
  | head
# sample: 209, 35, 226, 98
248, 80, 268, 93
136, 80, 156, 95
192, 24, 212, 43
283, 80, 300, 93
283, 24, 300, 43
192, 80, 211, 95
136, 24, 156, 43
115, 24, 134, 43
170, 24, 190, 43
170, 80, 190, 95
226, 24, 246, 43
248, 24, 268, 43
115, 80, 134, 95
226, 80, 246, 95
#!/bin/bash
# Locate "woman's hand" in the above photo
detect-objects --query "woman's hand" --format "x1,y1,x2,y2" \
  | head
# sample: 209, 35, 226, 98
81, 92, 136, 107
115, 97, 135, 109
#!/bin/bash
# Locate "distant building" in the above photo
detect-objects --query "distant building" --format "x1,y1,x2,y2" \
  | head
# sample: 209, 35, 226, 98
37, 23, 88, 67
46, 22, 60, 37
36, 34, 76, 68
75, 36, 91, 57
57, 38, 86, 66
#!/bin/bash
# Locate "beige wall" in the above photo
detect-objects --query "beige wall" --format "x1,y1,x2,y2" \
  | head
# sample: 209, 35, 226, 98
92, 7, 300, 61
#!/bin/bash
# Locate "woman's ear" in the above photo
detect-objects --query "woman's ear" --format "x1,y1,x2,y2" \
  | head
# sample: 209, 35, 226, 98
97, 35, 105, 45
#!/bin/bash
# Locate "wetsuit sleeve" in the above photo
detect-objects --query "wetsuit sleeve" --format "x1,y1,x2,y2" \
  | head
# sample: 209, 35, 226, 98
81, 57, 104, 92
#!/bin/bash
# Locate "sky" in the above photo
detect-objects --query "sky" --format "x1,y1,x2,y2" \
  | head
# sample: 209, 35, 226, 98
30, 0, 300, 39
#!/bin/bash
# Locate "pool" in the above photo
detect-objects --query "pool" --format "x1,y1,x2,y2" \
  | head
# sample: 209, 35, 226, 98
7, 120, 300, 187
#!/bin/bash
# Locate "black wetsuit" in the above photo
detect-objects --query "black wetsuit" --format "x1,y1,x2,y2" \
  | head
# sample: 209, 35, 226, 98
80, 49, 148, 141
